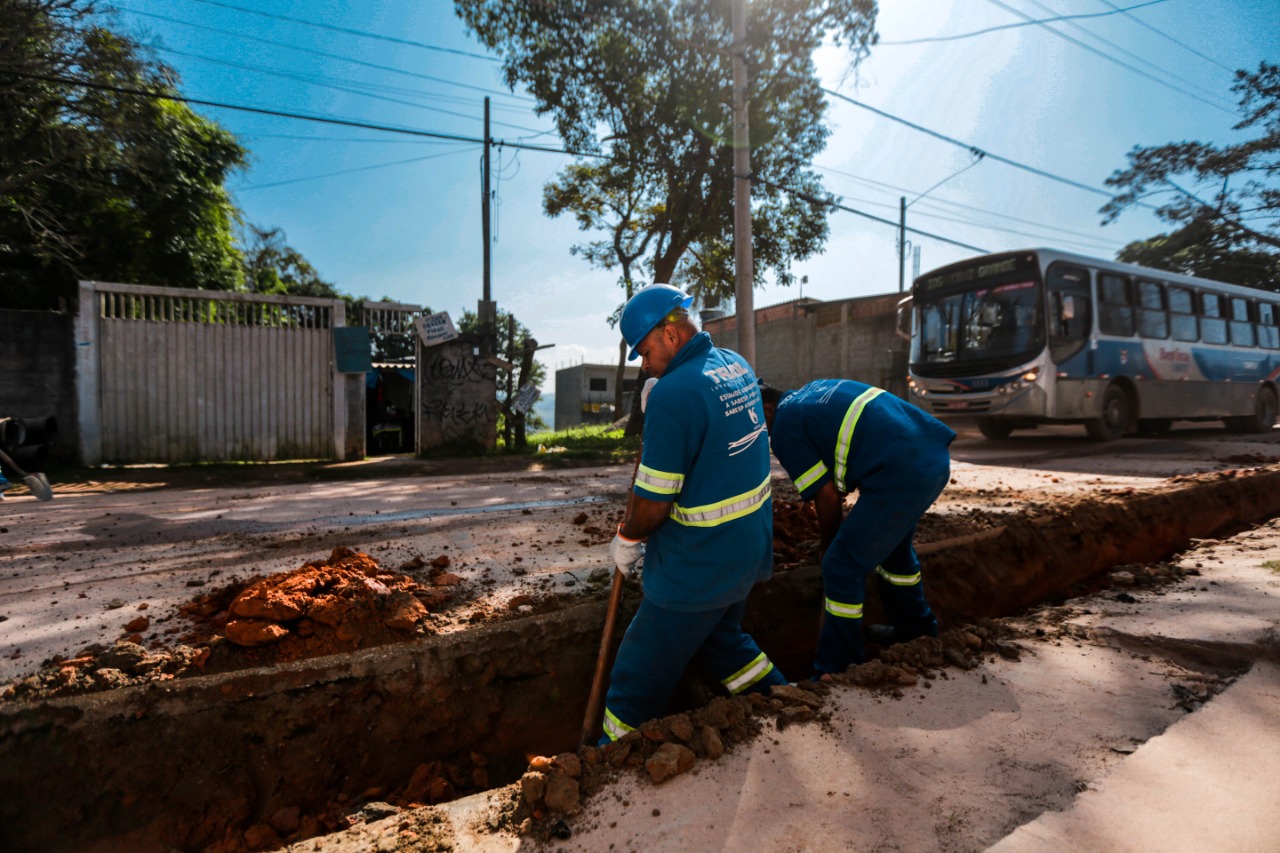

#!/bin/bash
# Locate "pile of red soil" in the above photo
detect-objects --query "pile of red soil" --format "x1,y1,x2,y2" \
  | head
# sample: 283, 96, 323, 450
180, 546, 458, 672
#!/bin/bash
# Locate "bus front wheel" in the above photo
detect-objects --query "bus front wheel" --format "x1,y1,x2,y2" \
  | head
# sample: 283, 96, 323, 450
1085, 384, 1130, 441
1243, 387, 1278, 434
978, 419, 1015, 440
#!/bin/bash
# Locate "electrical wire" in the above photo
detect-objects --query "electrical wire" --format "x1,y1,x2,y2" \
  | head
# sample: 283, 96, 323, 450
115, 6, 534, 104
981, 0, 1235, 114
1095, 0, 1236, 74
186, 0, 500, 63
878, 0, 1168, 46
1018, 0, 1234, 107
157, 46, 553, 134
237, 148, 476, 191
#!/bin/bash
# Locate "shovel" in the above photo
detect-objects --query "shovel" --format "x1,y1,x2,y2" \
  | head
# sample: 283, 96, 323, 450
0, 445, 53, 501
580, 441, 642, 746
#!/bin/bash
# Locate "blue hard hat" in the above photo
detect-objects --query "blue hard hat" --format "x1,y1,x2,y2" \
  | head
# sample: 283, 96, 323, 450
620, 284, 694, 360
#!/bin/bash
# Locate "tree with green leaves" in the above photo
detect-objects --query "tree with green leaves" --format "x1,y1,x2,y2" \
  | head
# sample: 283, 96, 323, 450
1116, 220, 1280, 292
0, 0, 246, 309
458, 307, 548, 447
240, 224, 342, 298
455, 0, 877, 300
1103, 62, 1280, 290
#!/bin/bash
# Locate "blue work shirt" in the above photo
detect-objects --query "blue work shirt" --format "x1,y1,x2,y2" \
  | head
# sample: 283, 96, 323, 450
634, 332, 773, 612
770, 379, 956, 500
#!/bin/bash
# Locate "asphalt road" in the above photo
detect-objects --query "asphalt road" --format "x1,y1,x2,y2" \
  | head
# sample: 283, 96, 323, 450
2, 421, 1277, 682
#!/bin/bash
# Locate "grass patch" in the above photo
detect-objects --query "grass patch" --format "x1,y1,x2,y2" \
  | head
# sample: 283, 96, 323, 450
1263, 560, 1280, 573
522, 424, 639, 462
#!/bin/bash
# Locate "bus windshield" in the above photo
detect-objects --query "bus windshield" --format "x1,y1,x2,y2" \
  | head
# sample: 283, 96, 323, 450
912, 280, 1044, 366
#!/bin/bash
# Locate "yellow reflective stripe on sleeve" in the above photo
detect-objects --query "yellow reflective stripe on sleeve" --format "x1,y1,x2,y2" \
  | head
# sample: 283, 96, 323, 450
602, 707, 634, 742
722, 652, 775, 694
635, 464, 684, 495
669, 476, 771, 528
794, 460, 828, 494
832, 387, 884, 491
876, 565, 922, 586
825, 598, 864, 620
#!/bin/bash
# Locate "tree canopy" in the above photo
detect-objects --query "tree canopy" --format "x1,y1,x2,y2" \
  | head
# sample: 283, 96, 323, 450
1104, 62, 1280, 289
0, 0, 247, 309
240, 225, 342, 299
456, 0, 878, 304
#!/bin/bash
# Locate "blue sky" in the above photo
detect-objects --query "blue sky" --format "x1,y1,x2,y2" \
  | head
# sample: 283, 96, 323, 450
109, 1, 1279, 388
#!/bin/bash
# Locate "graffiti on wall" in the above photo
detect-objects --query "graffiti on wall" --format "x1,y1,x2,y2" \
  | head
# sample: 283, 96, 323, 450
417, 337, 496, 450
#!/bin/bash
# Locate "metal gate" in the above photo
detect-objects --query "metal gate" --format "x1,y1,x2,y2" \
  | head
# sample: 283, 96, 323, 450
76, 281, 346, 465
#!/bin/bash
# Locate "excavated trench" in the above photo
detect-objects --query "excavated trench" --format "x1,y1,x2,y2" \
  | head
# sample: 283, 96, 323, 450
4, 465, 1280, 853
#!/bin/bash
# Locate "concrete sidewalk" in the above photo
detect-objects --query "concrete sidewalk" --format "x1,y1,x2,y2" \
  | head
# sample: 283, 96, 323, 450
305, 518, 1280, 852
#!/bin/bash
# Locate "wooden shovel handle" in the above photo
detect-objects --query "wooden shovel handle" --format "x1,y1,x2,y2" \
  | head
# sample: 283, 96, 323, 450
580, 443, 643, 746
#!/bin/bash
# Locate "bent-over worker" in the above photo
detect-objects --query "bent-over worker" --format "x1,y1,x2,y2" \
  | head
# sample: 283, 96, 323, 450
760, 379, 955, 677
600, 284, 787, 745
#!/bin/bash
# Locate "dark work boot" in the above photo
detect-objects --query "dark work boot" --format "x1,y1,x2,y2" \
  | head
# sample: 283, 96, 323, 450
867, 623, 937, 646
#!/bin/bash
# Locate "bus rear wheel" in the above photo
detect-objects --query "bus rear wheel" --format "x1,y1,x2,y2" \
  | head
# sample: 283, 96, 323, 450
1085, 384, 1130, 442
978, 419, 1015, 440
1243, 386, 1278, 434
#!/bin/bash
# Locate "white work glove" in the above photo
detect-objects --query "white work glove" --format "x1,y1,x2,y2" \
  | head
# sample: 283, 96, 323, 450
608, 526, 645, 576
640, 377, 659, 413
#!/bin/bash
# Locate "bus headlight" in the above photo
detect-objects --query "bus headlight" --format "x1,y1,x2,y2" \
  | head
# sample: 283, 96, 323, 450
1002, 370, 1040, 394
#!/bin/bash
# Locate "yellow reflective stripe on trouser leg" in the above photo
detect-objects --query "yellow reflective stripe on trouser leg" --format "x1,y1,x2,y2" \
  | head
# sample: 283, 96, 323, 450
825, 598, 864, 619
722, 652, 776, 694
602, 707, 635, 742
832, 387, 884, 491
876, 565, 922, 586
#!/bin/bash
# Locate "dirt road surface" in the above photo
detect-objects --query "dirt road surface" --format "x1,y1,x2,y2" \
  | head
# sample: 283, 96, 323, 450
2, 420, 1279, 851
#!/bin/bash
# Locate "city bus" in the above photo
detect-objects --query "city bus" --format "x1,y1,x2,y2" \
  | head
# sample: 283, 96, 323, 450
901, 248, 1280, 440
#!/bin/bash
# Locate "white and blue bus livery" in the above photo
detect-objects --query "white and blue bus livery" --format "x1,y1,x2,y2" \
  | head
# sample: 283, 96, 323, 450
904, 248, 1280, 440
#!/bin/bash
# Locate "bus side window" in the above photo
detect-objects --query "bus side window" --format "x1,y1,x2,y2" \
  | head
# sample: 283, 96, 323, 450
1137, 280, 1168, 339
1258, 302, 1279, 350
1229, 297, 1255, 347
1098, 273, 1135, 336
1046, 263, 1091, 363
1168, 286, 1197, 342
1200, 292, 1228, 345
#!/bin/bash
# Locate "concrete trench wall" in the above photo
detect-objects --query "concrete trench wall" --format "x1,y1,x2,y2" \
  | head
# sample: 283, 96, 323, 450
3, 466, 1280, 852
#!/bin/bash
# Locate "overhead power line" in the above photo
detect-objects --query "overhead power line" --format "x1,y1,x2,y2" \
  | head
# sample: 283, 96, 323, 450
822, 88, 1125, 202
157, 46, 552, 134
187, 0, 500, 63
981, 0, 1235, 115
15, 70, 998, 255
755, 177, 989, 254
1095, 0, 1236, 74
879, 0, 1168, 45
239, 149, 476, 191
1019, 0, 1234, 108
117, 6, 533, 104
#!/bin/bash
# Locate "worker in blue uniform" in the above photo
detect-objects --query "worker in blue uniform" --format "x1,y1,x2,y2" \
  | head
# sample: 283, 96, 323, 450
759, 379, 955, 677
600, 284, 788, 745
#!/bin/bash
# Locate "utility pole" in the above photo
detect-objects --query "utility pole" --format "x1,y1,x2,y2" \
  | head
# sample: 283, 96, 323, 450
900, 150, 985, 293
898, 196, 907, 293
731, 0, 755, 366
479, 97, 497, 351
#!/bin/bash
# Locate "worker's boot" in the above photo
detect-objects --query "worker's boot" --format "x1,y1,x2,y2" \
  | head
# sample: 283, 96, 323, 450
867, 622, 938, 647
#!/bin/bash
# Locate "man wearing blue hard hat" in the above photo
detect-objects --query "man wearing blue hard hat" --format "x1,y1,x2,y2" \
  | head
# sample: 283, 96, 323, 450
599, 283, 788, 746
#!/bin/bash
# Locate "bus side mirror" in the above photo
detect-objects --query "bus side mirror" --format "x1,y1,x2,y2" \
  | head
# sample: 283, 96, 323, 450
895, 296, 912, 342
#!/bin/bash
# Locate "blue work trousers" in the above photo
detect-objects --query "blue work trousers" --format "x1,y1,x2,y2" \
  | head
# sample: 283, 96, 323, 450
599, 596, 787, 745
815, 453, 950, 675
